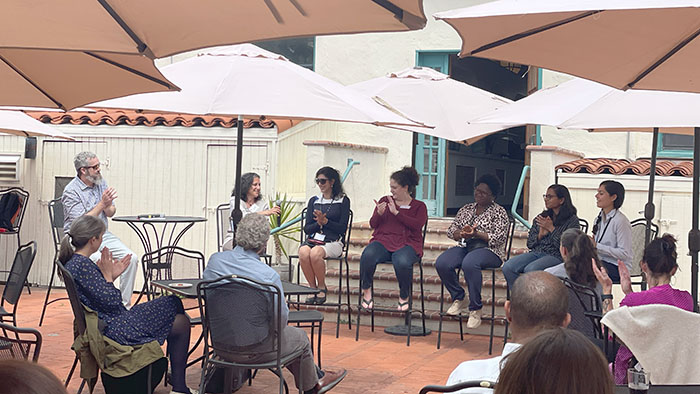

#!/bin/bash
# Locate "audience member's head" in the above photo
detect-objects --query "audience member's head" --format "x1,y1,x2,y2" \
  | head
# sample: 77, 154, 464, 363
235, 213, 269, 252
494, 328, 614, 394
506, 271, 570, 341
232, 172, 262, 201
0, 360, 68, 394
642, 233, 679, 279
58, 214, 105, 265
561, 228, 600, 289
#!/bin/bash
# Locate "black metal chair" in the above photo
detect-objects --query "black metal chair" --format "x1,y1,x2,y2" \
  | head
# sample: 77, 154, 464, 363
563, 278, 616, 362
135, 246, 205, 304
578, 218, 589, 233
288, 207, 354, 338
216, 202, 233, 252
39, 198, 68, 326
0, 241, 36, 326
58, 261, 166, 394
0, 322, 42, 361
355, 220, 429, 347
419, 380, 497, 394
0, 187, 30, 294
629, 218, 659, 290
437, 214, 516, 354
287, 310, 324, 368
197, 274, 306, 394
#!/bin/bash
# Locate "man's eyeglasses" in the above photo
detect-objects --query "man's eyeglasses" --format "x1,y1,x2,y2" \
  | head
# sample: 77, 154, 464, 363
83, 163, 100, 171
315, 178, 328, 185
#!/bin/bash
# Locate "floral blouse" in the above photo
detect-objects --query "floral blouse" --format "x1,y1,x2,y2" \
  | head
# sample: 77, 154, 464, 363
447, 202, 510, 261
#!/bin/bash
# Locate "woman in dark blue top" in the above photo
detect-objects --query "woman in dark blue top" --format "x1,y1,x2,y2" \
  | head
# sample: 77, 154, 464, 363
298, 167, 351, 305
59, 215, 195, 394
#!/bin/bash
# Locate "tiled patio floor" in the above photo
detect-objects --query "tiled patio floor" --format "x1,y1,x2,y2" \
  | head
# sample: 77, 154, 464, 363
12, 287, 495, 394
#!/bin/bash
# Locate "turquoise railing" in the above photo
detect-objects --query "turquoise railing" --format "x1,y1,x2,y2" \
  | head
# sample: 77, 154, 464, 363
270, 158, 359, 235
512, 166, 531, 229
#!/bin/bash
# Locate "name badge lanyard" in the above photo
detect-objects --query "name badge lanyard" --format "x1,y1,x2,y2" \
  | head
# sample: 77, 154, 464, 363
316, 197, 334, 235
595, 209, 617, 244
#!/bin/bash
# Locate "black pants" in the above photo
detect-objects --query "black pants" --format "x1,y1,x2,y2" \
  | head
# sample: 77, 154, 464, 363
603, 261, 621, 283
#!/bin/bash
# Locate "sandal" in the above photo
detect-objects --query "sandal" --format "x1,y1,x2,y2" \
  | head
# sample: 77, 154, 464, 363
397, 300, 410, 312
306, 295, 318, 304
314, 288, 328, 305
360, 297, 374, 310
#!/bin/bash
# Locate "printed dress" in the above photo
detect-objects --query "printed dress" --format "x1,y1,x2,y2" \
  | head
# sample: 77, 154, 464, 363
66, 254, 183, 346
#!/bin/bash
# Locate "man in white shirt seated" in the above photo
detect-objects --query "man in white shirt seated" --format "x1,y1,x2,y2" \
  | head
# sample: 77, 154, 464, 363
446, 271, 571, 393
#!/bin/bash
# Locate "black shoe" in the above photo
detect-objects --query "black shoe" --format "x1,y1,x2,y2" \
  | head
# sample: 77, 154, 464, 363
306, 295, 318, 304
314, 288, 327, 305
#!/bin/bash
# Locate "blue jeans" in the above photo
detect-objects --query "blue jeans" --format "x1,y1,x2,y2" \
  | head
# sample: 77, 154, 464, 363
435, 246, 502, 311
502, 252, 563, 289
360, 241, 418, 299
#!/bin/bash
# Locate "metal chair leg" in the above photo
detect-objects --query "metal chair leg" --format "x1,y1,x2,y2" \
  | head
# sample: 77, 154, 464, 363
39, 258, 59, 326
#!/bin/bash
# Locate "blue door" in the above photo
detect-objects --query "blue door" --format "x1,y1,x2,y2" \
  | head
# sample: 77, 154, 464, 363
415, 51, 455, 216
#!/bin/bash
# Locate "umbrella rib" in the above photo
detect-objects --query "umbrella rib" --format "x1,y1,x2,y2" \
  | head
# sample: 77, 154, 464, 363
372, 0, 404, 20
627, 26, 700, 90
85, 52, 176, 90
288, 0, 307, 16
469, 11, 600, 56
0, 54, 64, 110
96, 0, 150, 56
264, 0, 284, 23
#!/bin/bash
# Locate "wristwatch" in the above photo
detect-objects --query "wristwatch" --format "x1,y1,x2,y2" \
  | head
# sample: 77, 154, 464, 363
601, 294, 613, 300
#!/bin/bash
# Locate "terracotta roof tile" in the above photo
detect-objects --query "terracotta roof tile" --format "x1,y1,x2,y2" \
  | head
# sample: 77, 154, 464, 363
24, 109, 276, 129
556, 158, 693, 177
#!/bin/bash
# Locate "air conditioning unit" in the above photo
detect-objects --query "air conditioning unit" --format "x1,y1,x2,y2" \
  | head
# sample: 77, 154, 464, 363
0, 154, 21, 182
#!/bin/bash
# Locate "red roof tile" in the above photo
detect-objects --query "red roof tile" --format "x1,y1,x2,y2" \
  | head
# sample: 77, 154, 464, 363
556, 158, 693, 177
24, 108, 276, 129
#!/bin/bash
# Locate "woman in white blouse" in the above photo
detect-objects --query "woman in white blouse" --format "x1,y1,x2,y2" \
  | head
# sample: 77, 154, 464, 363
223, 172, 280, 250
590, 180, 633, 283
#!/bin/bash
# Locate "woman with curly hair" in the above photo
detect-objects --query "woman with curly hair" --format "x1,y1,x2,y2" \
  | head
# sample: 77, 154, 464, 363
359, 166, 427, 312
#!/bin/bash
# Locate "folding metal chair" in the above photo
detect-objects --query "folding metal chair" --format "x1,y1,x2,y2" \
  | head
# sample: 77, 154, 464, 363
40, 198, 68, 326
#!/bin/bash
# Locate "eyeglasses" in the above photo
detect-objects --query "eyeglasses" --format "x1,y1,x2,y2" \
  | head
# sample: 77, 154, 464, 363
474, 188, 492, 196
315, 178, 328, 185
543, 194, 557, 200
83, 163, 100, 171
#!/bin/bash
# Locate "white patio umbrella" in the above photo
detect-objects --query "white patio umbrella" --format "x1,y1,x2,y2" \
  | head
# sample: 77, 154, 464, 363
434, 0, 700, 94
0, 109, 72, 140
350, 67, 513, 145
91, 44, 428, 223
435, 0, 700, 310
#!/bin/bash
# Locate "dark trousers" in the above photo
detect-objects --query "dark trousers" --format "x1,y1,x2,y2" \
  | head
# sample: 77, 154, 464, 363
360, 241, 418, 299
434, 246, 502, 311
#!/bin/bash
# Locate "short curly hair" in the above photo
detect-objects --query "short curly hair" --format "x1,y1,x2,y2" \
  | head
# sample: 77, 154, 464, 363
235, 213, 269, 251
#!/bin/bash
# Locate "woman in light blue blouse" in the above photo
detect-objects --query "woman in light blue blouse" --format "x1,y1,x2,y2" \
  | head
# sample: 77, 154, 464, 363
590, 180, 633, 282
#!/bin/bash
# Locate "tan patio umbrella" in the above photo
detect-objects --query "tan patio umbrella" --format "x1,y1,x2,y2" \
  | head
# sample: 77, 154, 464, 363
2, 1, 426, 58
350, 67, 513, 145
435, 0, 700, 311
0, 109, 72, 140
90, 44, 428, 224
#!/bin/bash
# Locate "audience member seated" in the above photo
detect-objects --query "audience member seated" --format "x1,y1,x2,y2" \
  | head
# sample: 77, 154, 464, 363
0, 359, 68, 394
359, 166, 427, 312
62, 151, 138, 307
446, 271, 571, 393
593, 234, 692, 384
60, 215, 195, 394
503, 184, 579, 289
224, 172, 280, 249
493, 328, 614, 394
204, 213, 347, 394
298, 167, 351, 304
435, 174, 509, 328
559, 228, 602, 293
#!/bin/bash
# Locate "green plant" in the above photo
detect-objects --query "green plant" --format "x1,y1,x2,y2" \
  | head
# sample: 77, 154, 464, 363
268, 193, 301, 265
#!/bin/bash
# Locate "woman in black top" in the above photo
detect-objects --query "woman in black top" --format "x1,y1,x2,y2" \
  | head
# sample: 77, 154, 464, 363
502, 184, 580, 289
298, 167, 351, 304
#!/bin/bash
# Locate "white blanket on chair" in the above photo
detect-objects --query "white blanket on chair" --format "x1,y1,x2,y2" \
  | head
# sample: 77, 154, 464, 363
601, 304, 700, 384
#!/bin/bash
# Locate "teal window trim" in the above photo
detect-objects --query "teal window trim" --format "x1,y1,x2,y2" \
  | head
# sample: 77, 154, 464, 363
656, 133, 693, 159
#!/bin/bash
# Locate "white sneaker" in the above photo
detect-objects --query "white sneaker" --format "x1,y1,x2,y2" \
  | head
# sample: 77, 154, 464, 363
446, 298, 469, 316
466, 310, 482, 329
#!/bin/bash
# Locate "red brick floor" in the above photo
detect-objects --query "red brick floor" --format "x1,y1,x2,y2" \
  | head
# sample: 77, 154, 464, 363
11, 287, 494, 394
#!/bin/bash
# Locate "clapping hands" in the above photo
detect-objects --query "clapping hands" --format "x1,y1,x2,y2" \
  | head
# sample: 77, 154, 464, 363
535, 214, 554, 233
96, 247, 131, 283
313, 209, 328, 226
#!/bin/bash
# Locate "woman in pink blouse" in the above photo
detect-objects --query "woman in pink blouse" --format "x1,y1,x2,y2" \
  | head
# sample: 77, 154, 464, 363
593, 234, 693, 384
434, 174, 510, 329
359, 167, 428, 312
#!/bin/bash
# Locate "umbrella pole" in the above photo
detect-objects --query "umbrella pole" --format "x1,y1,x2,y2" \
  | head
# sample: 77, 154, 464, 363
691, 127, 700, 312
231, 115, 244, 228
645, 128, 659, 246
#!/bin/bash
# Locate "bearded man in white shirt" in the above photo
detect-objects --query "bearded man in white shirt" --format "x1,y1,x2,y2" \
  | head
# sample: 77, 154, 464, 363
446, 271, 571, 393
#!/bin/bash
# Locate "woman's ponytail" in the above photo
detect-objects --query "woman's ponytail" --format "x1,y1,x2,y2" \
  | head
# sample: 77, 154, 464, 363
58, 215, 106, 265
